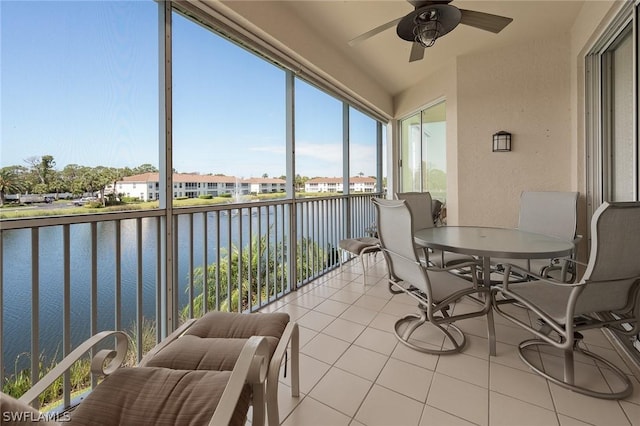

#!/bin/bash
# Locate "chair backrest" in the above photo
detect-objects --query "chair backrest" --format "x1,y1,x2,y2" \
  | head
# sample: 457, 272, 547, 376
518, 191, 579, 241
395, 192, 434, 232
576, 202, 640, 315
373, 198, 431, 297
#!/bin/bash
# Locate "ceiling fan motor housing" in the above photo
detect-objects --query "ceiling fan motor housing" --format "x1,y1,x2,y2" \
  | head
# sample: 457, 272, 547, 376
397, 4, 462, 42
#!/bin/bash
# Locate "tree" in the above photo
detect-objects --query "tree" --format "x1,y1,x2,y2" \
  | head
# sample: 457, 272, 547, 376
132, 164, 158, 175
262, 173, 269, 178
24, 155, 56, 189
0, 167, 26, 206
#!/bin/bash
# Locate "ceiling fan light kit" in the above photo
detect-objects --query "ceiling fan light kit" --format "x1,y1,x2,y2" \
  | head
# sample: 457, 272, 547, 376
413, 16, 441, 47
350, 0, 513, 62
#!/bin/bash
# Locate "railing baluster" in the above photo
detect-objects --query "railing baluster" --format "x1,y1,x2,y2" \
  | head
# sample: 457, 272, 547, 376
202, 212, 208, 316
155, 217, 162, 343
257, 206, 263, 307
63, 224, 71, 408
30, 228, 40, 409
226, 209, 232, 312
90, 222, 97, 389
188, 213, 194, 318
237, 208, 243, 313
136, 218, 143, 364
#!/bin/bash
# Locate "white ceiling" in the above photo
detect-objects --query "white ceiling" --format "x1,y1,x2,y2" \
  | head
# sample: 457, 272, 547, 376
279, 1, 586, 96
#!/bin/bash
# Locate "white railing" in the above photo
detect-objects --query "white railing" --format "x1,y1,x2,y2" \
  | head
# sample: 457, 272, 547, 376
0, 193, 378, 409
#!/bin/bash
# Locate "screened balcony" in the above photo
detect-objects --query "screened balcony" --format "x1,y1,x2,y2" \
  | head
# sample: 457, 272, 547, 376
1, 0, 640, 425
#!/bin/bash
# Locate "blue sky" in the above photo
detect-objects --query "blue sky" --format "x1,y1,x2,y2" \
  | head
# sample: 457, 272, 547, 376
1, 1, 380, 179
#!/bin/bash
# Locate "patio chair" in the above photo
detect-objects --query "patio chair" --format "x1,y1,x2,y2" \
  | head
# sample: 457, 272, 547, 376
338, 236, 380, 286
140, 311, 299, 426
395, 191, 474, 268
373, 198, 492, 354
492, 201, 640, 399
493, 191, 580, 282
1, 330, 270, 426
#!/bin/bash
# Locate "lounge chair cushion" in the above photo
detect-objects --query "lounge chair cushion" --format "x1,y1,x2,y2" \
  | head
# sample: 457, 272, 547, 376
69, 367, 250, 426
145, 311, 290, 371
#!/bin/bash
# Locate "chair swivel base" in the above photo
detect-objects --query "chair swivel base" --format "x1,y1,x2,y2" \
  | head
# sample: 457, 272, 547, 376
394, 312, 467, 355
517, 338, 633, 400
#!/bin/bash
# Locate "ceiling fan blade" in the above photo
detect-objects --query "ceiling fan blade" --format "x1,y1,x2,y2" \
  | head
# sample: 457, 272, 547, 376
459, 9, 513, 34
348, 17, 402, 47
409, 42, 425, 62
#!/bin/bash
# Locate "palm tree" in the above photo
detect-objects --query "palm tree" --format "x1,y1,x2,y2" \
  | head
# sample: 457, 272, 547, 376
0, 168, 25, 206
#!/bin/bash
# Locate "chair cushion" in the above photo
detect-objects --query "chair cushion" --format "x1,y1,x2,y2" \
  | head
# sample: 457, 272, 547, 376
145, 312, 289, 371
339, 237, 380, 255
69, 367, 250, 426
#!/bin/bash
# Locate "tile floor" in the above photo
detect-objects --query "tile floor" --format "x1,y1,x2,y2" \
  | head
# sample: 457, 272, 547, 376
258, 256, 640, 426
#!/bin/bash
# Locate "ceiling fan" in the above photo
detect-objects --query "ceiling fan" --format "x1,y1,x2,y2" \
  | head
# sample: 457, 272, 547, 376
348, 0, 513, 63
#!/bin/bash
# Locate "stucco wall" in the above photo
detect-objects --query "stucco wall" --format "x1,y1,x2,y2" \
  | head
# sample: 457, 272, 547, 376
456, 34, 573, 227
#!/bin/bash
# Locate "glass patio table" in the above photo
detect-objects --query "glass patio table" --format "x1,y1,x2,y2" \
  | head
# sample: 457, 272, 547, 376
414, 226, 575, 356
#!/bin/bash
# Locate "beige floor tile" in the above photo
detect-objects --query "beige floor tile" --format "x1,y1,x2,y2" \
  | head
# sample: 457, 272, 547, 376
353, 294, 389, 312
330, 288, 365, 304
276, 303, 311, 321
323, 277, 353, 290
489, 391, 559, 426
355, 384, 424, 426
322, 317, 367, 343
297, 325, 319, 349
354, 327, 398, 356
390, 342, 439, 372
419, 405, 477, 426
490, 362, 554, 410
301, 332, 350, 365
376, 357, 434, 402
290, 293, 328, 309
344, 280, 370, 293
490, 342, 542, 373
314, 298, 352, 317
271, 383, 304, 424
294, 353, 332, 394
303, 285, 340, 299
296, 310, 337, 332
309, 367, 374, 417
557, 414, 597, 426
281, 396, 351, 426
369, 311, 401, 333
458, 333, 491, 360
436, 352, 489, 388
620, 401, 640, 426
380, 299, 415, 317
550, 381, 631, 426
365, 283, 394, 301
335, 345, 389, 381
340, 305, 379, 326
427, 373, 489, 426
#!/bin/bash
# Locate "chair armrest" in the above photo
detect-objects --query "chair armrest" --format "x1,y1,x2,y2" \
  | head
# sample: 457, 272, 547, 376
269, 321, 299, 396
19, 331, 129, 406
209, 336, 269, 426
500, 263, 585, 291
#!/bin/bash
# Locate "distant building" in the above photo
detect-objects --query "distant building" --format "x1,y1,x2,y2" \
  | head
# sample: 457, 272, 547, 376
245, 177, 286, 194
113, 173, 287, 201
304, 176, 376, 193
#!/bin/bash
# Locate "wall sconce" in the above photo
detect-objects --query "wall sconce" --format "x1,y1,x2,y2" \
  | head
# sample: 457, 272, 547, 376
492, 131, 512, 152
